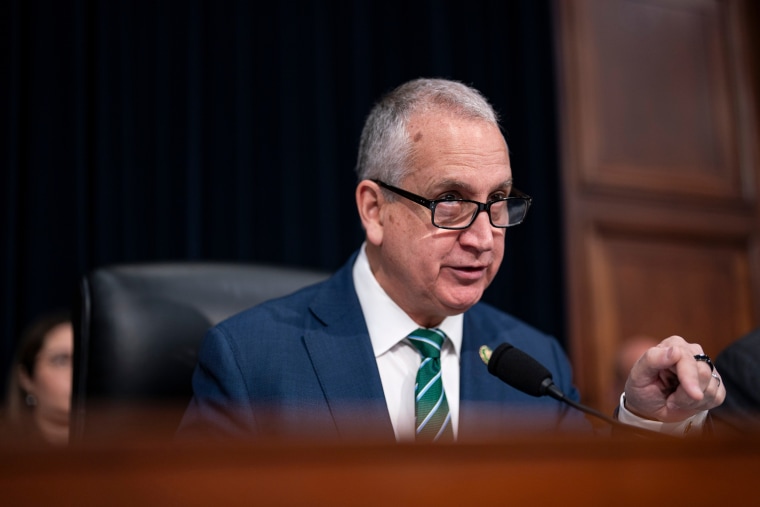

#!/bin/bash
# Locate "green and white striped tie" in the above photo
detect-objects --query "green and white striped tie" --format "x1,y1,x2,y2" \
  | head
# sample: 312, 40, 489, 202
408, 328, 454, 442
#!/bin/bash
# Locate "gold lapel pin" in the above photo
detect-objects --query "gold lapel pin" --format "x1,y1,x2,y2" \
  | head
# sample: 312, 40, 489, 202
479, 345, 492, 365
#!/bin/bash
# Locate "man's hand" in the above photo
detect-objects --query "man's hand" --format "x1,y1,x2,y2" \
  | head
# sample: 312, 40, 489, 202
623, 335, 726, 422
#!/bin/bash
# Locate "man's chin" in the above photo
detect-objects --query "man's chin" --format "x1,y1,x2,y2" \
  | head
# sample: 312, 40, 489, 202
438, 290, 485, 314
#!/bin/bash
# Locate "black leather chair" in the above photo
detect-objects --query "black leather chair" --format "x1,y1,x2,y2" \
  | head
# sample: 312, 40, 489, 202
71, 262, 330, 443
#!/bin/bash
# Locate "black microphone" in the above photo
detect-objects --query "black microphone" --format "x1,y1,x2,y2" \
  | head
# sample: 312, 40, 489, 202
486, 342, 672, 438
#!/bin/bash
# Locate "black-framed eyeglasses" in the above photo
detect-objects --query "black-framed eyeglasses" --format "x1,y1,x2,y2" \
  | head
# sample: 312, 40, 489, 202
373, 179, 532, 230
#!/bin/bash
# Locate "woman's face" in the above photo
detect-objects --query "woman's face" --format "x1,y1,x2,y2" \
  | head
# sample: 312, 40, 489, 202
21, 322, 73, 428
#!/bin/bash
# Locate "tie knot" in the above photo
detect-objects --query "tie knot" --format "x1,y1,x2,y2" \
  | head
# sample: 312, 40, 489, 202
408, 328, 446, 359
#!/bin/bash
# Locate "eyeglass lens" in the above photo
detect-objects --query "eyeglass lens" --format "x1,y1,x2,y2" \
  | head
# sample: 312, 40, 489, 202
433, 200, 526, 228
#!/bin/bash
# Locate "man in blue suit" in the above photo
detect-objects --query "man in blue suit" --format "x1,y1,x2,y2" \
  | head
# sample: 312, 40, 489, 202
712, 327, 760, 434
179, 78, 725, 442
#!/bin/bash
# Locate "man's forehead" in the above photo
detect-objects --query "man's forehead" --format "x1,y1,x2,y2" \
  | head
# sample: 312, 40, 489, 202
406, 112, 507, 152
403, 170, 513, 193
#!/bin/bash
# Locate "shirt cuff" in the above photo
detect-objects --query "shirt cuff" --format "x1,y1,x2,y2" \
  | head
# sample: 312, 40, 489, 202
617, 393, 709, 436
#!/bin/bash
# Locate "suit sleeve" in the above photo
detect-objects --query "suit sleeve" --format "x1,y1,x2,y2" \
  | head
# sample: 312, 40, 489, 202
712, 329, 760, 433
176, 326, 258, 440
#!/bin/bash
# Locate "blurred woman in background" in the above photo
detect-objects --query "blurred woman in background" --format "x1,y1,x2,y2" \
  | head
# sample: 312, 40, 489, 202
4, 311, 73, 446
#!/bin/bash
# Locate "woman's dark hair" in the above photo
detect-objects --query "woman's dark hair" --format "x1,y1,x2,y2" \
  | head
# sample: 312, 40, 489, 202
15, 311, 72, 379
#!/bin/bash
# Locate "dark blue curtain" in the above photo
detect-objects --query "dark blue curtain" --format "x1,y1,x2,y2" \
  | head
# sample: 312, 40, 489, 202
2, 0, 565, 396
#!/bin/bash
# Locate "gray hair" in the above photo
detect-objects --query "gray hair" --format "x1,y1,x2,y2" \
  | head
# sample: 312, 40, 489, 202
355, 78, 501, 184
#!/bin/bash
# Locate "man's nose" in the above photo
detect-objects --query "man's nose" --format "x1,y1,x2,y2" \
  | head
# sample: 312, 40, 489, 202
458, 210, 494, 250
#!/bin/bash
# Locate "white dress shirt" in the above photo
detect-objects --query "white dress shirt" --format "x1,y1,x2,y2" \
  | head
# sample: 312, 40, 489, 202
352, 243, 462, 442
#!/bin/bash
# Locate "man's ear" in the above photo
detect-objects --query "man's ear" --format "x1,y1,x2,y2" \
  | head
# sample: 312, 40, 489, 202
356, 180, 384, 246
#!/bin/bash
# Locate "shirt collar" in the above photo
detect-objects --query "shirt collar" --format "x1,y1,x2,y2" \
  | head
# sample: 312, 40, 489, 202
352, 243, 463, 358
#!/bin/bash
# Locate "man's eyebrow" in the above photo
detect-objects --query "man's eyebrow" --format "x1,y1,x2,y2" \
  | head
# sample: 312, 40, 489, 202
432, 178, 514, 193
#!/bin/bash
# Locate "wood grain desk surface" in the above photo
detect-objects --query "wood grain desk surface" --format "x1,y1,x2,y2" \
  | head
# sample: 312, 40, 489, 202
2, 432, 757, 506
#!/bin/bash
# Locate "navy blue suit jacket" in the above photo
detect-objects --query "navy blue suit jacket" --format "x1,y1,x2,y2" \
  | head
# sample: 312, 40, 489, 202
179, 252, 587, 442
712, 327, 760, 434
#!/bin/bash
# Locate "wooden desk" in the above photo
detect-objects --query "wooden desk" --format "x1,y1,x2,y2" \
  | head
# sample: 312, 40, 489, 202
2, 434, 757, 506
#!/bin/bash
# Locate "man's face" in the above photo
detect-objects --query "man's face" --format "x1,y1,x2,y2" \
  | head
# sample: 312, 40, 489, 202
363, 111, 512, 327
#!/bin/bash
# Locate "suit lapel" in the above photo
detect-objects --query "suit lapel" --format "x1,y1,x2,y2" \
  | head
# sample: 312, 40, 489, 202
460, 311, 502, 402
302, 261, 395, 441
459, 311, 515, 440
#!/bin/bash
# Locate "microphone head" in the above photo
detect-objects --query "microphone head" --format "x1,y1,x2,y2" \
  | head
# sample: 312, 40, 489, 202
487, 343, 554, 397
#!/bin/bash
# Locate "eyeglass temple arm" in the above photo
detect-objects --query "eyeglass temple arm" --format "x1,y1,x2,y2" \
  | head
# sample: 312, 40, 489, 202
372, 179, 434, 209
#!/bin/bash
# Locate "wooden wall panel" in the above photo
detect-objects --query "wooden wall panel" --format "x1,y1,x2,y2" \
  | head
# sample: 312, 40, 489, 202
555, 0, 760, 411
578, 0, 742, 198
